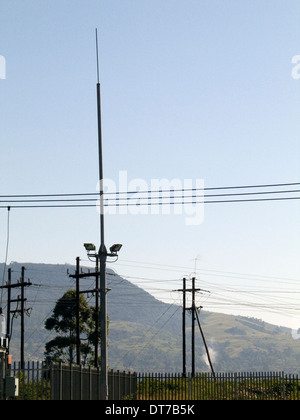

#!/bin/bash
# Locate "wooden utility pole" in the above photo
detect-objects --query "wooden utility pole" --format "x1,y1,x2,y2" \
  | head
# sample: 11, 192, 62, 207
69, 257, 102, 368
75, 257, 80, 365
6, 268, 11, 341
0, 266, 32, 368
194, 303, 216, 379
182, 278, 186, 377
191, 277, 196, 377
20, 267, 25, 369
176, 277, 200, 377
177, 277, 215, 378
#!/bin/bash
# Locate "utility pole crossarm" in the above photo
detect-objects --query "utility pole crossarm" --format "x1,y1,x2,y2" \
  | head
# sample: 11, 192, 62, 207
174, 287, 210, 293
69, 271, 98, 279
0, 281, 32, 289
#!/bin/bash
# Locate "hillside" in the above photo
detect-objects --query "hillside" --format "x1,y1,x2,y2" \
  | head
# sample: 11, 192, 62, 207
1, 262, 300, 373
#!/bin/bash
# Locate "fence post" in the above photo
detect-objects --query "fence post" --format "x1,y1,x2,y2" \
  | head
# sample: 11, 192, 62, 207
31, 361, 34, 399
59, 362, 63, 401
133, 372, 137, 400
110, 369, 115, 400
188, 373, 192, 400
50, 364, 54, 400
281, 371, 285, 401
234, 373, 238, 400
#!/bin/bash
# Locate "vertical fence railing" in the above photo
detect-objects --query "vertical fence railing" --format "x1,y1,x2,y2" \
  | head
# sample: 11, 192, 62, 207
9, 362, 136, 400
7, 365, 300, 400
136, 372, 300, 400
109, 370, 137, 400
10, 361, 51, 400
50, 364, 137, 400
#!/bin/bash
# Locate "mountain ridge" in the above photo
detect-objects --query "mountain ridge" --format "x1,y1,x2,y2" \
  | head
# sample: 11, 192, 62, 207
1, 262, 299, 373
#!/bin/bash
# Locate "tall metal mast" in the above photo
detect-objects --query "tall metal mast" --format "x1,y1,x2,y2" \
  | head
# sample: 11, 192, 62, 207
96, 28, 108, 400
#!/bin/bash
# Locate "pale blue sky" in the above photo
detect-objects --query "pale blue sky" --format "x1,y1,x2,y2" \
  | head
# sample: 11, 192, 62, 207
0, 0, 299, 327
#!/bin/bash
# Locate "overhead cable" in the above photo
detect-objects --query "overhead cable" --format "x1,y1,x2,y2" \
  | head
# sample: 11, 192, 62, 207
0, 181, 300, 208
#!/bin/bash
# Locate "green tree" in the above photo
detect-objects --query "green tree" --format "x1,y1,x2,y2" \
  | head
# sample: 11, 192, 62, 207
44, 290, 101, 365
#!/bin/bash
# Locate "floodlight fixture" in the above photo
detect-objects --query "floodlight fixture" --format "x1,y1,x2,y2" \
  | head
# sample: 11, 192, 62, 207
109, 244, 122, 254
84, 243, 96, 252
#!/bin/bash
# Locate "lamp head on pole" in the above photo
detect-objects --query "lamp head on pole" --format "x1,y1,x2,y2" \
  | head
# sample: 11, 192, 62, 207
109, 244, 122, 254
84, 243, 96, 252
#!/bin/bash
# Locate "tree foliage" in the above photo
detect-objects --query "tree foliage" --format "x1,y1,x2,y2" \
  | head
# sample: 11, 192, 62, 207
44, 290, 102, 365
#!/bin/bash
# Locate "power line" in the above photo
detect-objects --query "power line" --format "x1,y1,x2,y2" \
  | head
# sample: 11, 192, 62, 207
1, 188, 300, 204
1, 195, 300, 208
1, 182, 299, 208
114, 259, 300, 283
0, 181, 299, 199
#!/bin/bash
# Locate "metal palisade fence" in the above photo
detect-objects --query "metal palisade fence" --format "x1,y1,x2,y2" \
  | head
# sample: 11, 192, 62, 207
136, 372, 300, 400
9, 362, 136, 400
7, 362, 300, 400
